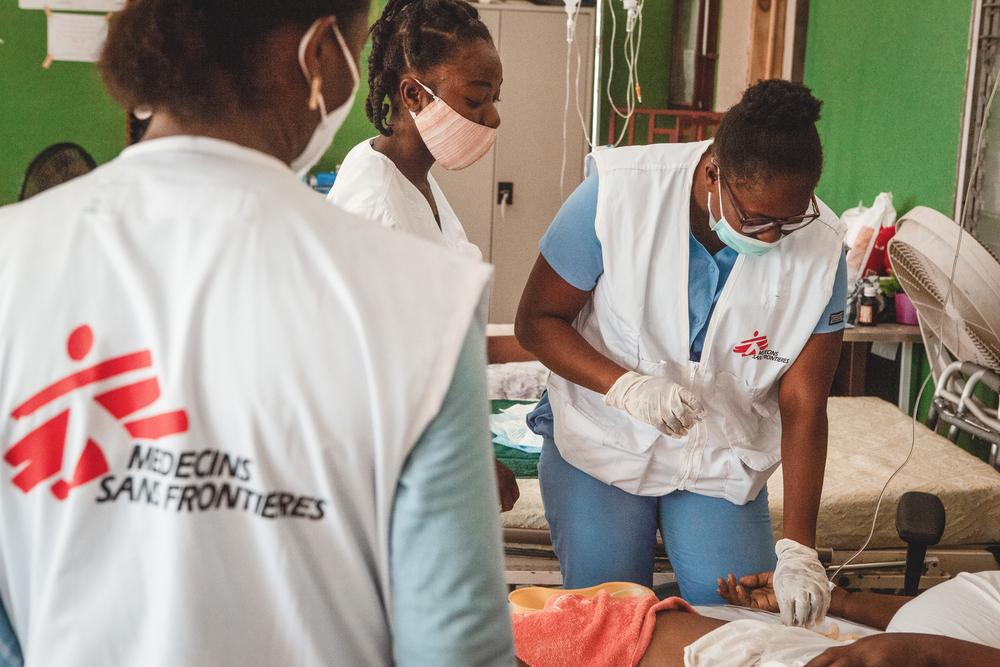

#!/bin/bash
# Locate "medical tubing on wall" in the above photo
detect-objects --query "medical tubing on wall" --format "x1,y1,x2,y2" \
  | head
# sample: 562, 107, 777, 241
605, 0, 636, 147
575, 35, 598, 151
561, 0, 618, 193
622, 0, 639, 34
604, 0, 619, 119
560, 35, 573, 196
829, 72, 1000, 585
604, 0, 644, 147
560, 0, 584, 196
564, 0, 581, 42
631, 3, 644, 105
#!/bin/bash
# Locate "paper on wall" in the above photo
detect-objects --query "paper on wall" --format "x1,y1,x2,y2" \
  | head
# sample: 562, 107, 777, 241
20, 0, 124, 10
45, 12, 108, 66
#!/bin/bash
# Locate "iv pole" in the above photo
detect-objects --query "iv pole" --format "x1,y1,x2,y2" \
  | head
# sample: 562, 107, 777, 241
591, 0, 604, 146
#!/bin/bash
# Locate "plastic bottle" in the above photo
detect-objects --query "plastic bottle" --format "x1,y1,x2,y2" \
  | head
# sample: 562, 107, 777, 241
858, 282, 878, 326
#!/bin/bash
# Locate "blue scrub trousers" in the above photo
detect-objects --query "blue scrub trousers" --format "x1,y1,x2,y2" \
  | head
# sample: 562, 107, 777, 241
539, 437, 777, 604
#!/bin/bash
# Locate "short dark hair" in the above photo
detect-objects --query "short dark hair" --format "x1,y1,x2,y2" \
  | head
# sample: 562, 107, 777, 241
99, 0, 368, 123
366, 0, 492, 136
714, 79, 823, 189
19, 143, 97, 201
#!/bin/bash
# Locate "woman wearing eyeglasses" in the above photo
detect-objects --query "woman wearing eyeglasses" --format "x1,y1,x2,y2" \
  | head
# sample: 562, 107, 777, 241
515, 80, 847, 627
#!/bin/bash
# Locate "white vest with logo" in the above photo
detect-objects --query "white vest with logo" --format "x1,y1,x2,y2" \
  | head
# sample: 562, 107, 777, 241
0, 137, 492, 666
547, 141, 844, 504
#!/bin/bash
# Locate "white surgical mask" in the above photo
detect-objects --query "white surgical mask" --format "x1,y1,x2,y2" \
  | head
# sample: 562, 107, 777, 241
290, 18, 360, 177
708, 188, 780, 257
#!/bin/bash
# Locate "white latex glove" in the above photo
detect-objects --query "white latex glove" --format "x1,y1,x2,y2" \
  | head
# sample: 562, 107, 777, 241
773, 538, 833, 628
603, 371, 705, 437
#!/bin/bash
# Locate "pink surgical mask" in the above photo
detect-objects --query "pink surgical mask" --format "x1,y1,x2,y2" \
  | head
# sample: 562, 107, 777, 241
409, 79, 497, 170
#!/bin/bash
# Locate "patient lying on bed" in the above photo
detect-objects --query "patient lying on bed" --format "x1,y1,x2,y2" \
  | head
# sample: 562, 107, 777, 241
512, 570, 1000, 666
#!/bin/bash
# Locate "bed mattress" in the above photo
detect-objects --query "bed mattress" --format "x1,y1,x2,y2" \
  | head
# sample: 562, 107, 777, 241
502, 397, 1000, 548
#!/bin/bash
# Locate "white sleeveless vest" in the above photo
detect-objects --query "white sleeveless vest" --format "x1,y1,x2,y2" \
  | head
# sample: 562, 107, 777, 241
0, 137, 492, 666
547, 141, 844, 503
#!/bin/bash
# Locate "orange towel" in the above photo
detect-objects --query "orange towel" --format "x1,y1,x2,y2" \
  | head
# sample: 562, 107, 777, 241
511, 591, 696, 667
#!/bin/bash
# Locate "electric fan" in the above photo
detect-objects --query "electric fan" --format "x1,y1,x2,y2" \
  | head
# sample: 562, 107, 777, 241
888, 206, 1000, 467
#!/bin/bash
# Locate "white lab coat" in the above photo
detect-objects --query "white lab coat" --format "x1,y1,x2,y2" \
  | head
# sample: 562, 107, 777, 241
547, 142, 845, 503
0, 136, 491, 666
327, 138, 482, 259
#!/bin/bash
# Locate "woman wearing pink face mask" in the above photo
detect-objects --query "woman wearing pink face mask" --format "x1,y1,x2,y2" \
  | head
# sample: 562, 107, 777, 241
329, 0, 521, 513
328, 0, 500, 259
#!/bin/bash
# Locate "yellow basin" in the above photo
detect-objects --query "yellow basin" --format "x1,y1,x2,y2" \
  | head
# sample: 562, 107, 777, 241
508, 581, 655, 615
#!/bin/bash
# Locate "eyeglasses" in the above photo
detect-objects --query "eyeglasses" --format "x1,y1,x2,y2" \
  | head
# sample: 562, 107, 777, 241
719, 170, 820, 236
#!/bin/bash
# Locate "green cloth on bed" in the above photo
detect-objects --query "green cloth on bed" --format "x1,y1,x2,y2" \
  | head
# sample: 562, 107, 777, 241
492, 400, 541, 479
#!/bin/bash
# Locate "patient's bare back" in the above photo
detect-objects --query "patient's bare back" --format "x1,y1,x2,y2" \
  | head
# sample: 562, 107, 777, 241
638, 610, 728, 666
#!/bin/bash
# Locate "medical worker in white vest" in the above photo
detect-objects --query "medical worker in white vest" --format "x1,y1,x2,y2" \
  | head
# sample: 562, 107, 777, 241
329, 0, 496, 259
0, 1, 514, 665
328, 0, 522, 513
516, 80, 848, 628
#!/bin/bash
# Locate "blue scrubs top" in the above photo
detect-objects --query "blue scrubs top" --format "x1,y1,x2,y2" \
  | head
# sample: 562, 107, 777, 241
528, 171, 847, 439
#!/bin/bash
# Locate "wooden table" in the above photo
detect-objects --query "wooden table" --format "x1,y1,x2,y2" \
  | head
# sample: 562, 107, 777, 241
837, 323, 923, 413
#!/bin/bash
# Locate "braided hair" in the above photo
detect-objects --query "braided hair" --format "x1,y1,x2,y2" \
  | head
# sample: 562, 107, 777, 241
366, 0, 493, 136
714, 79, 824, 189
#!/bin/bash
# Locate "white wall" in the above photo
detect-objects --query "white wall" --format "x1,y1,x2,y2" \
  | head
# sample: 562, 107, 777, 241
715, 0, 799, 111
781, 0, 798, 81
976, 82, 1000, 256
714, 0, 752, 111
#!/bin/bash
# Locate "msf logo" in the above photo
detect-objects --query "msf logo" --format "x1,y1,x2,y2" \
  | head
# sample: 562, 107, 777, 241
732, 330, 769, 357
3, 324, 189, 501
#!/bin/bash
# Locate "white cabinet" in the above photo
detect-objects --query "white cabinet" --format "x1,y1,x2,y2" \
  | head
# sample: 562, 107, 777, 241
432, 1, 596, 323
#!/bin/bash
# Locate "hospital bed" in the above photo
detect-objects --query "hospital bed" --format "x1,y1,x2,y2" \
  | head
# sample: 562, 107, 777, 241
487, 351, 1000, 591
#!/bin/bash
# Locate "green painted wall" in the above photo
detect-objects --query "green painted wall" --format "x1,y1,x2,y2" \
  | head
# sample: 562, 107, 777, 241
803, 0, 972, 217
0, 4, 123, 205
599, 0, 674, 143
803, 2, 996, 459
0, 2, 383, 206
0, 0, 673, 202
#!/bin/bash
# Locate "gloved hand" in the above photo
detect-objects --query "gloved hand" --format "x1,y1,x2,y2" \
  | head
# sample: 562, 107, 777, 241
773, 538, 833, 628
603, 371, 705, 438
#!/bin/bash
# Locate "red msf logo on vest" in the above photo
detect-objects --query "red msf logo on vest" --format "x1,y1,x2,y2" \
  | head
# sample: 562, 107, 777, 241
732, 330, 769, 357
3, 324, 189, 501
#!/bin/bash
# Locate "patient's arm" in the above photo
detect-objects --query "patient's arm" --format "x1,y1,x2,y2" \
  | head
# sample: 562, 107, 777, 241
719, 571, 913, 631
806, 633, 1000, 666
828, 588, 913, 631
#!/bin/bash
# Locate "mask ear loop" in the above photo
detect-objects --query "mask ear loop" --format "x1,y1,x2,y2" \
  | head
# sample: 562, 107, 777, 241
407, 79, 437, 119
412, 79, 438, 100
709, 161, 732, 231
707, 190, 721, 230
308, 76, 324, 112
332, 22, 360, 87
298, 18, 330, 117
